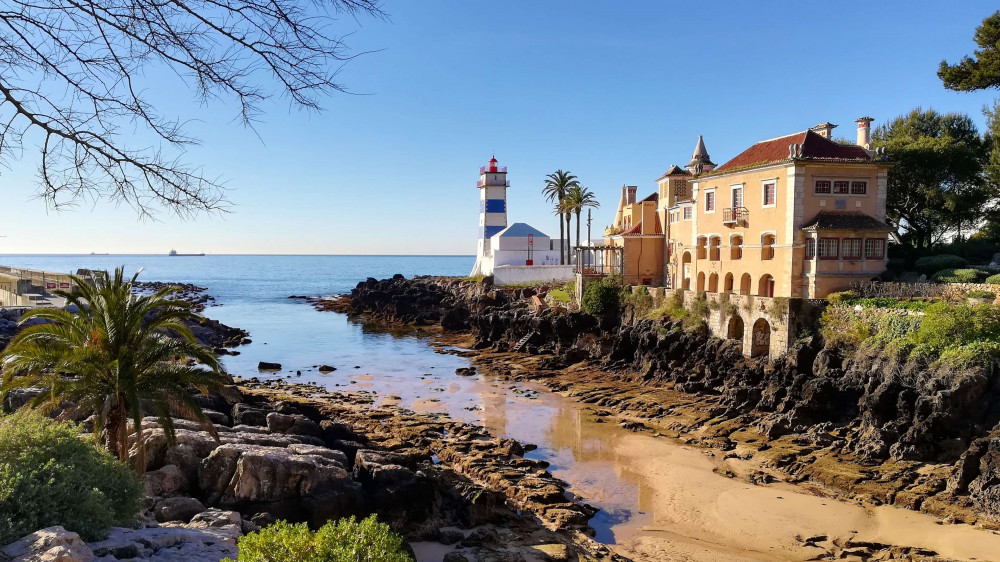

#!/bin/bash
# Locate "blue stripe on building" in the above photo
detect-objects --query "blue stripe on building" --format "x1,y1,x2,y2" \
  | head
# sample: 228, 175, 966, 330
483, 225, 505, 238
484, 199, 506, 213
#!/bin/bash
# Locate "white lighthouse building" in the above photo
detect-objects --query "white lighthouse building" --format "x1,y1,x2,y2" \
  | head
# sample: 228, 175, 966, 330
469, 156, 571, 284
470, 156, 509, 276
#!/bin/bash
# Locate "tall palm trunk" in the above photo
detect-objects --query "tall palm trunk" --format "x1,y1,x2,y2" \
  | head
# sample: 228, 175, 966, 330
565, 212, 572, 265
557, 201, 565, 265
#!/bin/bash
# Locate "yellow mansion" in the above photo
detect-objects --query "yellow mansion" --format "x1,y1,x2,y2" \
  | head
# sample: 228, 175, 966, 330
607, 117, 893, 299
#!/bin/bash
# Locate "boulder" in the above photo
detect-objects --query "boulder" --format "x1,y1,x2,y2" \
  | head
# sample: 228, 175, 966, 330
232, 404, 269, 427
198, 443, 362, 523
287, 444, 349, 468
88, 525, 238, 561
317, 365, 337, 373
143, 464, 189, 497
257, 362, 281, 371
266, 412, 322, 438
0, 527, 94, 562
2, 387, 44, 412
154, 496, 206, 523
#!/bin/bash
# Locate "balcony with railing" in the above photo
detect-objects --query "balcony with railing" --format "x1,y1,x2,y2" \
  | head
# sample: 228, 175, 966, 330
480, 165, 508, 175
723, 207, 748, 227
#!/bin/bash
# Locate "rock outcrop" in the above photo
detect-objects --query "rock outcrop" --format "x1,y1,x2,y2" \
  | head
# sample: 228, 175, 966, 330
342, 274, 1000, 524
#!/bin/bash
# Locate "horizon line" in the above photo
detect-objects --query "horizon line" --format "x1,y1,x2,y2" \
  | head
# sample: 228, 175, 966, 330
0, 253, 477, 257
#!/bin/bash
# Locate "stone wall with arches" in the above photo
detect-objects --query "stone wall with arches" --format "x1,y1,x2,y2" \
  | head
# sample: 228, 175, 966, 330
659, 288, 806, 358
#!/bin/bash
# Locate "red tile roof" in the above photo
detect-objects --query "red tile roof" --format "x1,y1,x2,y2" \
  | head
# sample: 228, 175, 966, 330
801, 211, 893, 232
715, 130, 872, 173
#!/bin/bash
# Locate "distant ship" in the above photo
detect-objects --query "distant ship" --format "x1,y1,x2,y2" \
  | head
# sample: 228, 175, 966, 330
168, 249, 205, 257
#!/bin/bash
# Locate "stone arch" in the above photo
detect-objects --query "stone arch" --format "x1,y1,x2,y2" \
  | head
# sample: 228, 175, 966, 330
696, 271, 706, 292
758, 274, 775, 297
696, 237, 708, 260
739, 273, 752, 296
708, 272, 719, 293
751, 318, 771, 357
727, 314, 745, 353
724, 272, 734, 292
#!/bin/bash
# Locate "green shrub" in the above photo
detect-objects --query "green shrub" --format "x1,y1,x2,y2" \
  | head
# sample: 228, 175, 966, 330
0, 410, 141, 544
623, 287, 654, 317
966, 290, 996, 300
931, 268, 988, 283
581, 279, 622, 317
915, 254, 968, 275
688, 294, 710, 319
826, 290, 859, 305
886, 258, 906, 272
767, 297, 789, 320
987, 273, 1000, 285
224, 515, 413, 562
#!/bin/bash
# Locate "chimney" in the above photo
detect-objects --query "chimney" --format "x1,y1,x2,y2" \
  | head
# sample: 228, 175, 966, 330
856, 116, 874, 149
810, 122, 837, 139
626, 185, 637, 205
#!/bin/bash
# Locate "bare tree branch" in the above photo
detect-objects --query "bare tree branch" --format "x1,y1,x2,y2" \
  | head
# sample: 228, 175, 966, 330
0, 0, 384, 217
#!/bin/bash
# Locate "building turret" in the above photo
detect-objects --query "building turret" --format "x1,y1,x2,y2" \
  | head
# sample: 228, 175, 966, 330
685, 135, 716, 174
470, 156, 509, 276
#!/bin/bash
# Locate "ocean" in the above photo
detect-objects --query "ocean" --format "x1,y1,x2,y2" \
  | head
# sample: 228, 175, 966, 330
0, 254, 475, 377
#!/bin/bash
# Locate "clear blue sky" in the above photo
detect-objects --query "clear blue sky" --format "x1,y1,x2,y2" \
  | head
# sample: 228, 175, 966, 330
1, 1, 999, 255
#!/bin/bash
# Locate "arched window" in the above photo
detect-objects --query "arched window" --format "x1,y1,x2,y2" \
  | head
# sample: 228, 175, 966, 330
681, 252, 692, 290
740, 273, 752, 296
761, 233, 776, 261
709, 236, 721, 261
730, 235, 743, 260
708, 273, 719, 293
696, 272, 706, 292
759, 274, 775, 297
724, 273, 734, 293
696, 237, 708, 260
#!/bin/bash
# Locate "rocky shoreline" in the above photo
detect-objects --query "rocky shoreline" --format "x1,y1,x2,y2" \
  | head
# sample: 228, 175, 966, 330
6, 376, 618, 561
330, 275, 1000, 538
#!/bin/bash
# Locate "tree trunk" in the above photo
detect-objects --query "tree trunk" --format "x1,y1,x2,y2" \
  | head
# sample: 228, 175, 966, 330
565, 213, 572, 265
557, 203, 565, 265
104, 402, 129, 463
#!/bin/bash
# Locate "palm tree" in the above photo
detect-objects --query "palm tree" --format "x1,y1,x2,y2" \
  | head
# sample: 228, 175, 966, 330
561, 185, 600, 256
0, 267, 228, 472
542, 170, 580, 264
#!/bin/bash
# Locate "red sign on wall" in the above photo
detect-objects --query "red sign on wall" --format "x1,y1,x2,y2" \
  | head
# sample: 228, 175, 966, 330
45, 282, 57, 290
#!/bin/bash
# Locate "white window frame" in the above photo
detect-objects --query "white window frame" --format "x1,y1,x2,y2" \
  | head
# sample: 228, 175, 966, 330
704, 189, 716, 214
761, 178, 777, 208
730, 183, 745, 209
682, 206, 693, 220
814, 177, 871, 197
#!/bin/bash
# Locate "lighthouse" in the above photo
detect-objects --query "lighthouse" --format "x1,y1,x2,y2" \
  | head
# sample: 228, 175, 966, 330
470, 156, 509, 276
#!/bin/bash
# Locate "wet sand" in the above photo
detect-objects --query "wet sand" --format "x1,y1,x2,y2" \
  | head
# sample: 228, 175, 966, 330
328, 355, 1000, 561
237, 307, 1000, 562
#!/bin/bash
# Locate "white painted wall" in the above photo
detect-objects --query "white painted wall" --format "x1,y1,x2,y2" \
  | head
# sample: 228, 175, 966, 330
493, 265, 576, 286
